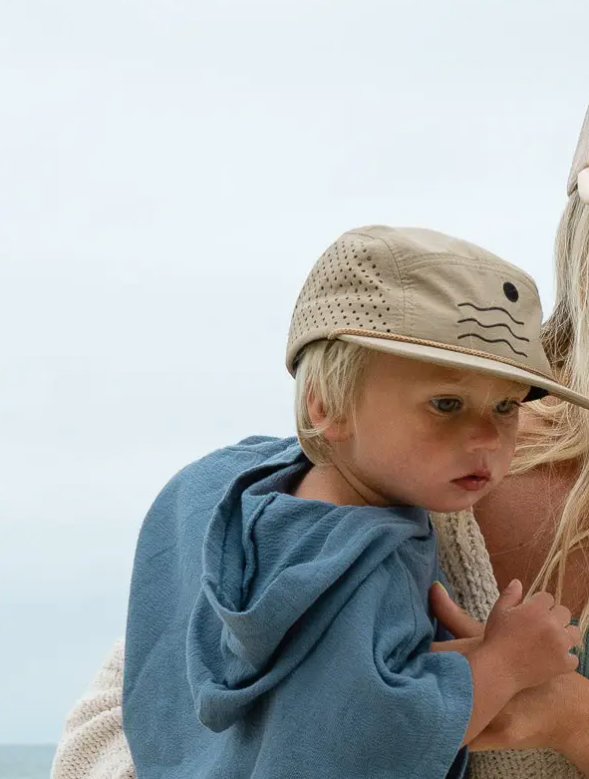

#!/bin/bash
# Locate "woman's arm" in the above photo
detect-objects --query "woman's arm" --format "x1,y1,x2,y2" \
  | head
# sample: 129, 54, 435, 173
560, 700, 589, 778
50, 640, 136, 779
469, 671, 589, 776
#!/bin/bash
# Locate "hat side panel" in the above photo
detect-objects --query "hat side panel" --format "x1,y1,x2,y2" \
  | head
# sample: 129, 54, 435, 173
286, 234, 405, 373
406, 259, 551, 376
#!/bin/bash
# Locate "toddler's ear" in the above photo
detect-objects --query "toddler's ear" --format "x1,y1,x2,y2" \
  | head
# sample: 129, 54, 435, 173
306, 391, 352, 443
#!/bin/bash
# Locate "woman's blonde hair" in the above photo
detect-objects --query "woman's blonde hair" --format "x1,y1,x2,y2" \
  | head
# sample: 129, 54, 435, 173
511, 191, 589, 639
294, 340, 370, 464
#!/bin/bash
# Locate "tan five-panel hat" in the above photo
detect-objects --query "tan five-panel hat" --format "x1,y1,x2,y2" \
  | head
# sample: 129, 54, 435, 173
286, 225, 589, 410
567, 105, 589, 203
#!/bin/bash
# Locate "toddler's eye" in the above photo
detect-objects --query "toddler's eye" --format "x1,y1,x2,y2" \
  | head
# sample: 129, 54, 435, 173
495, 399, 521, 415
431, 398, 463, 414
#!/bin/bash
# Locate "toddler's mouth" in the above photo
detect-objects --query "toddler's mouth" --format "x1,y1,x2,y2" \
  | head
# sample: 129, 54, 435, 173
451, 470, 491, 492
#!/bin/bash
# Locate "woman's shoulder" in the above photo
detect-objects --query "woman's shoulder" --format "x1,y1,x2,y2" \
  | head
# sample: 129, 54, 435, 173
478, 463, 574, 520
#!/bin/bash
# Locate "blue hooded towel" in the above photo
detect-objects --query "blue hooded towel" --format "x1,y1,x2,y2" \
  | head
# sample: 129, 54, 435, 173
123, 437, 473, 778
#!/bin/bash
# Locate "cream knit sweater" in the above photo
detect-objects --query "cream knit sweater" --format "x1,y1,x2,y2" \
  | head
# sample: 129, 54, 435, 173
50, 509, 584, 779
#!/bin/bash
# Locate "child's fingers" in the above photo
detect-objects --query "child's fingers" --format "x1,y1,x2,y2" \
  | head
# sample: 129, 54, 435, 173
429, 581, 484, 638
525, 590, 555, 610
492, 578, 523, 611
566, 623, 583, 648
430, 636, 482, 656
550, 604, 572, 623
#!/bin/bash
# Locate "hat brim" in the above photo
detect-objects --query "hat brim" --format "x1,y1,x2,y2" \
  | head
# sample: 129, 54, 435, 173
338, 333, 589, 411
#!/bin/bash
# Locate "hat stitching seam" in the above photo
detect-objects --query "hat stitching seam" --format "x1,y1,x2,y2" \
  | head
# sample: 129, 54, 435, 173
405, 255, 539, 295
343, 227, 537, 291
371, 234, 408, 334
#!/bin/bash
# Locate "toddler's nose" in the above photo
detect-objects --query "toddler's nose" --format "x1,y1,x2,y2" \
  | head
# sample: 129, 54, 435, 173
465, 416, 502, 452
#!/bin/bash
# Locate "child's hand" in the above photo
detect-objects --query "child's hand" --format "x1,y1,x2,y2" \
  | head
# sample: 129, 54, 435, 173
482, 579, 581, 691
429, 580, 484, 656
430, 635, 483, 657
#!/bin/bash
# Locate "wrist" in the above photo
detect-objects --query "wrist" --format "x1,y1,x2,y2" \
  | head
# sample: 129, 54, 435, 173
553, 674, 589, 759
461, 644, 520, 746
469, 642, 522, 699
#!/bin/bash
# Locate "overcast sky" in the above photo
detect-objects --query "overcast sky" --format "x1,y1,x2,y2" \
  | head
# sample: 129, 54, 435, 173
2, 0, 589, 745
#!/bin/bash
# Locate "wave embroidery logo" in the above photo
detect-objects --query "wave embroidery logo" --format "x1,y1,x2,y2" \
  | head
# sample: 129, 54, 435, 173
456, 301, 529, 358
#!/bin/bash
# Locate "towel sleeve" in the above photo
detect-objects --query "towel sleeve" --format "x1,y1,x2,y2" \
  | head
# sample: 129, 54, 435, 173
199, 552, 474, 779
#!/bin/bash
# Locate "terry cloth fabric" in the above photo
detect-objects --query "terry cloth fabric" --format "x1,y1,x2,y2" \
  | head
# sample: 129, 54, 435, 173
51, 508, 588, 779
122, 436, 472, 779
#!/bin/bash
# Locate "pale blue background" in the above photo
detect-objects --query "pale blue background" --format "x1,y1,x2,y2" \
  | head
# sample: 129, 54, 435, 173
2, 0, 588, 744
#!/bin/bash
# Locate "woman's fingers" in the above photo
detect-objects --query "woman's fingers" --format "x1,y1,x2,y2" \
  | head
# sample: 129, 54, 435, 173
429, 581, 485, 639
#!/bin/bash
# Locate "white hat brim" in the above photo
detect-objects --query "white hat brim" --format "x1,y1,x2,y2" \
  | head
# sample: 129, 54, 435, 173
339, 333, 589, 411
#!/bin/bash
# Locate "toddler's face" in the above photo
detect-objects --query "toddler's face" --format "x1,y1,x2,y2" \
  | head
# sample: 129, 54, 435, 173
332, 352, 530, 512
